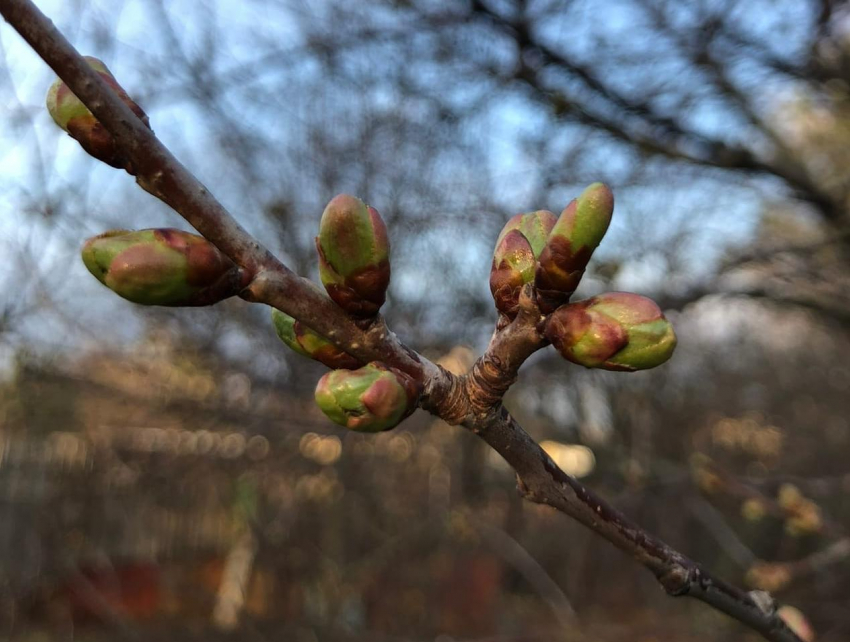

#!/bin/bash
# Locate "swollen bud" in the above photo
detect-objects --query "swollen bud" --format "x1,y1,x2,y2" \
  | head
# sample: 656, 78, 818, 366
271, 309, 361, 370
535, 183, 614, 312
489, 210, 557, 318
46, 57, 150, 172
82, 228, 246, 306
316, 195, 390, 317
314, 362, 419, 432
545, 292, 676, 371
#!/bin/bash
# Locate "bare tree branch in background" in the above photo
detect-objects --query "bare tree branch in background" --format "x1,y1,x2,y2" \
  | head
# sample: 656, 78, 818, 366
0, 1, 814, 640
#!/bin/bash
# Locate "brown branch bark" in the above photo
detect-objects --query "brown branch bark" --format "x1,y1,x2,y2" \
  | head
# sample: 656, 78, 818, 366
0, 1, 806, 640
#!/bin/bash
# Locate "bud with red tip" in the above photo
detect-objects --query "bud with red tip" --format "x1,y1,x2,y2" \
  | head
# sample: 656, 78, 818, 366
545, 292, 676, 371
316, 195, 390, 318
489, 210, 557, 318
82, 228, 246, 306
46, 57, 150, 172
535, 183, 614, 312
314, 362, 419, 432
271, 309, 361, 370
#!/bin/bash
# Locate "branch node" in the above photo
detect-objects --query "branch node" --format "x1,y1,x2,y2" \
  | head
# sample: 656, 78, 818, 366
749, 590, 777, 617
657, 564, 693, 596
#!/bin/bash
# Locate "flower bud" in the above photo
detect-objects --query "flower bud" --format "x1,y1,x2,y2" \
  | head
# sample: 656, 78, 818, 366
535, 183, 614, 312
46, 57, 150, 172
271, 309, 361, 370
489, 210, 557, 318
82, 228, 245, 306
314, 362, 419, 432
316, 194, 390, 317
545, 292, 676, 371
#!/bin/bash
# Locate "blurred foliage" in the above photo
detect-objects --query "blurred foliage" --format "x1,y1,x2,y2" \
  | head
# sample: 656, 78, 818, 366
0, 307, 847, 640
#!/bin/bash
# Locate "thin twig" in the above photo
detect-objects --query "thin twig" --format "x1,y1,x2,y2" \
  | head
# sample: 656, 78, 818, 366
472, 408, 802, 641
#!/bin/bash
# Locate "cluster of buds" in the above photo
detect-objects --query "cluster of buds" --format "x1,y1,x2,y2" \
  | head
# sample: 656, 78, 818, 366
47, 59, 676, 436
314, 362, 419, 432
82, 228, 246, 306
271, 309, 361, 370
286, 194, 412, 431
489, 182, 677, 372
316, 194, 390, 318
46, 56, 149, 172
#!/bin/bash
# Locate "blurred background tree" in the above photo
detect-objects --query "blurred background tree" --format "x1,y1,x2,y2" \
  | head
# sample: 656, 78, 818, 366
0, 0, 848, 640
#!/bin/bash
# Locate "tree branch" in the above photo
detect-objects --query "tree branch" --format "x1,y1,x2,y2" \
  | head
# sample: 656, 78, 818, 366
0, 1, 806, 640
472, 407, 804, 641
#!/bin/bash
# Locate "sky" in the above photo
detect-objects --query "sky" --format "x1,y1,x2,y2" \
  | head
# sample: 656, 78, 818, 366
0, 0, 776, 376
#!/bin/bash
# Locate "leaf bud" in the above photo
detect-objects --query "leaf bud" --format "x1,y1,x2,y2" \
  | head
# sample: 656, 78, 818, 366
46, 56, 150, 172
545, 291, 676, 371
271, 309, 361, 370
314, 362, 419, 432
82, 228, 245, 306
535, 183, 614, 312
489, 210, 557, 318
316, 194, 390, 317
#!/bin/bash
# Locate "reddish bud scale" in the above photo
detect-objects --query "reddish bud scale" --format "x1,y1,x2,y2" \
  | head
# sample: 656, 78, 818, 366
489, 210, 557, 319
46, 56, 150, 172
535, 183, 614, 312
310, 343, 363, 371
317, 195, 391, 317
82, 228, 246, 306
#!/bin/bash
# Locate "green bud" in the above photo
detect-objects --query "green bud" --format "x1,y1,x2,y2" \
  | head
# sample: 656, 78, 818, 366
314, 362, 419, 432
545, 292, 676, 371
316, 194, 390, 317
82, 228, 246, 306
489, 210, 557, 318
271, 308, 361, 370
46, 56, 150, 172
535, 183, 614, 312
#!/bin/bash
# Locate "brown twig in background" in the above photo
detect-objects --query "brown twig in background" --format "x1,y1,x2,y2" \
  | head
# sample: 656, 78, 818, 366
0, 1, 806, 640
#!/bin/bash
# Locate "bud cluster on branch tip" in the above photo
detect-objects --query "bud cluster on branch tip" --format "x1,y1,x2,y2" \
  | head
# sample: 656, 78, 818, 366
46, 56, 150, 172
535, 183, 614, 312
82, 228, 247, 306
316, 194, 390, 318
314, 362, 419, 432
271, 309, 361, 370
489, 209, 557, 318
545, 292, 676, 371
